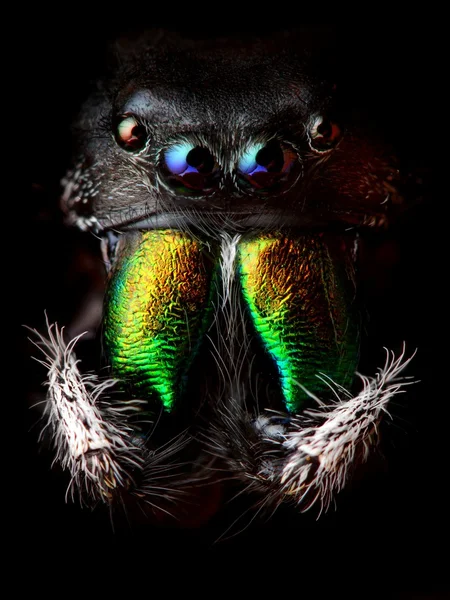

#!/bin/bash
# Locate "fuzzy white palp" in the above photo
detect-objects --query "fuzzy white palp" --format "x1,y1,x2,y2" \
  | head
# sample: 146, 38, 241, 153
273, 346, 417, 513
30, 321, 144, 504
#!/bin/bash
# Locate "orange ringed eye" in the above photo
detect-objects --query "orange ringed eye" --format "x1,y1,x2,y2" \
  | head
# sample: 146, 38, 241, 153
309, 116, 341, 152
115, 115, 147, 151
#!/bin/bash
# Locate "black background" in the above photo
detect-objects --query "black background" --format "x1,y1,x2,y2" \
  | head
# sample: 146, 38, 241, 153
22, 19, 444, 596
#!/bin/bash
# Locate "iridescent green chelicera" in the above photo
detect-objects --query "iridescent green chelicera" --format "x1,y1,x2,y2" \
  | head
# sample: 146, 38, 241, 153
103, 230, 215, 411
238, 233, 360, 413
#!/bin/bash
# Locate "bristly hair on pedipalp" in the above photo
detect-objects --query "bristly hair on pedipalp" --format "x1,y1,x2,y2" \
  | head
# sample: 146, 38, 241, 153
28, 319, 145, 504
207, 344, 416, 517
278, 346, 417, 515
28, 317, 211, 521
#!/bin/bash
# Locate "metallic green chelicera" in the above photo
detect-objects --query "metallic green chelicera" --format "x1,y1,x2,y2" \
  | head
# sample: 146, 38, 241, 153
238, 233, 359, 413
104, 230, 215, 411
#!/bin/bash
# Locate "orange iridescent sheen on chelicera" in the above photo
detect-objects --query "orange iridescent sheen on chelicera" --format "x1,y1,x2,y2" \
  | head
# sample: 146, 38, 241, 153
104, 230, 215, 411
237, 233, 360, 412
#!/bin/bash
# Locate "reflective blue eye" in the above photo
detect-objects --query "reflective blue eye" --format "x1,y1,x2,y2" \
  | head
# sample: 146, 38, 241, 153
163, 144, 219, 194
238, 144, 268, 175
237, 140, 298, 193
165, 144, 197, 175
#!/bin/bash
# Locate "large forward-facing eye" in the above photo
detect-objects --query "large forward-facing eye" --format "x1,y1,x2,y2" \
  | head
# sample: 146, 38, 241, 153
237, 140, 298, 193
114, 114, 148, 152
163, 143, 220, 194
308, 116, 342, 153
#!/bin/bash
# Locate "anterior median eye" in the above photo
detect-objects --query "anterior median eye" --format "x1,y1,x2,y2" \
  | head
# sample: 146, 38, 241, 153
163, 143, 220, 194
237, 140, 298, 193
115, 114, 148, 152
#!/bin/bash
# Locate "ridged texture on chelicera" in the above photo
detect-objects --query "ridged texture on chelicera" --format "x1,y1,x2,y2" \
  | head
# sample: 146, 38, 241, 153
103, 230, 216, 411
238, 233, 360, 412
29, 232, 415, 518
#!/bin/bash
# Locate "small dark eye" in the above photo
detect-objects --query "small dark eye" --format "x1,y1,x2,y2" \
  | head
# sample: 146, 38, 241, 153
115, 115, 147, 152
308, 116, 341, 152
237, 140, 297, 193
163, 143, 220, 194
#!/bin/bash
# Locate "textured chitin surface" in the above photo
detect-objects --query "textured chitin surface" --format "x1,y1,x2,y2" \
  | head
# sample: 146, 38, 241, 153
104, 230, 214, 411
238, 233, 359, 412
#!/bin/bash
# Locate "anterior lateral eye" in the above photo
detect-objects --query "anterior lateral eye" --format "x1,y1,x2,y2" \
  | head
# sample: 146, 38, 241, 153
237, 140, 298, 194
163, 143, 220, 194
308, 116, 342, 152
114, 114, 148, 152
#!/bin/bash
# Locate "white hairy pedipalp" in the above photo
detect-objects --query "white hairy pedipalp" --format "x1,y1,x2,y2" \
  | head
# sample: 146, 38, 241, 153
210, 236, 417, 514
29, 320, 144, 503
277, 347, 416, 514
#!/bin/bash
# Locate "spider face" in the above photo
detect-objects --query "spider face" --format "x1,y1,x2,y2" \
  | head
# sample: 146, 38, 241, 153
34, 30, 414, 528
